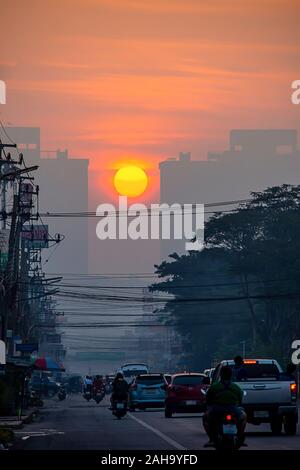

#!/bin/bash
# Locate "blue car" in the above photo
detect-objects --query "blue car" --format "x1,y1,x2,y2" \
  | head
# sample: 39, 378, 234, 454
129, 374, 167, 410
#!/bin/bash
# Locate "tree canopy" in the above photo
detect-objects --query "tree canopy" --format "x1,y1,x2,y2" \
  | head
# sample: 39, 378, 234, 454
150, 185, 300, 369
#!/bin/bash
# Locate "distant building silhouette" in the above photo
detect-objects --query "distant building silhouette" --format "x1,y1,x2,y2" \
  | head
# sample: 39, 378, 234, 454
159, 129, 300, 261
1, 127, 89, 273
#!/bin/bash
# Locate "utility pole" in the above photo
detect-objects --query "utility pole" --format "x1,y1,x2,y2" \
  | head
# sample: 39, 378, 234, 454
1, 130, 63, 365
1, 178, 6, 230
0, 140, 17, 230
0, 140, 38, 352
5, 193, 20, 354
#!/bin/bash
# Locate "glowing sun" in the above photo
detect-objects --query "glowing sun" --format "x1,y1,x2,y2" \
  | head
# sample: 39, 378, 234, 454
114, 165, 148, 197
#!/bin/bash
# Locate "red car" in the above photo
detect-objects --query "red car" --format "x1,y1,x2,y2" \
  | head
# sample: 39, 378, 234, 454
165, 372, 210, 418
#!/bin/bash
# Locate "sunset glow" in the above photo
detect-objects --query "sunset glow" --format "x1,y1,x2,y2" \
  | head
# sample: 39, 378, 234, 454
1, 0, 299, 205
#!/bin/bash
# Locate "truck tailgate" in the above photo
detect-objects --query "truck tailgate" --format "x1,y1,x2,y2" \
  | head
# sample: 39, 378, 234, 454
238, 381, 291, 405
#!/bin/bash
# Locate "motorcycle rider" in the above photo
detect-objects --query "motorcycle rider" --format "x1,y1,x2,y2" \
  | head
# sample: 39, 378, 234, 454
203, 365, 247, 447
93, 375, 104, 394
104, 374, 112, 393
83, 375, 93, 393
232, 355, 248, 381
110, 372, 129, 409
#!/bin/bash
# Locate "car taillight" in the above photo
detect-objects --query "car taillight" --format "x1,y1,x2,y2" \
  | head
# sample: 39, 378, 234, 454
291, 382, 298, 399
226, 414, 232, 421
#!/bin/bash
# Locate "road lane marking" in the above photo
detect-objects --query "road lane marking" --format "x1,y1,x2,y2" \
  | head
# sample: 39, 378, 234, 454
16, 430, 65, 439
128, 413, 186, 450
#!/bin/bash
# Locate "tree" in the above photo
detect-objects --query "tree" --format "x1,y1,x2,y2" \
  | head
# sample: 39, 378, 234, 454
151, 185, 300, 368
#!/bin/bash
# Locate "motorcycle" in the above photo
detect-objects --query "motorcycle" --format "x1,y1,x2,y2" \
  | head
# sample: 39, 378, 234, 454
213, 412, 243, 452
112, 400, 127, 419
28, 390, 44, 407
93, 387, 105, 404
83, 390, 92, 401
58, 386, 66, 401
200, 388, 244, 452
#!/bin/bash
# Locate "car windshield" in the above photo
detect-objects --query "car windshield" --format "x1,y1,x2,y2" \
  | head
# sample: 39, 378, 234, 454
136, 375, 164, 385
173, 375, 204, 386
123, 369, 147, 377
229, 363, 280, 380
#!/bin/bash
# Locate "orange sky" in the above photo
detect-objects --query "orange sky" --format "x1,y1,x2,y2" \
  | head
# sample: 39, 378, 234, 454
1, 0, 300, 203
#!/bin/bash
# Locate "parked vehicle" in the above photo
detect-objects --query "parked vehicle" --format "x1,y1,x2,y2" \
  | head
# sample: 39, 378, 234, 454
212, 359, 298, 435
165, 373, 209, 418
58, 386, 66, 401
129, 374, 166, 410
112, 399, 127, 419
28, 390, 43, 407
29, 373, 59, 397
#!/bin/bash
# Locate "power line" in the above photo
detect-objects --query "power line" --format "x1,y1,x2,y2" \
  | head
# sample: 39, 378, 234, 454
37, 198, 250, 218
39, 319, 248, 328
42, 277, 293, 290
38, 208, 237, 218
54, 290, 300, 304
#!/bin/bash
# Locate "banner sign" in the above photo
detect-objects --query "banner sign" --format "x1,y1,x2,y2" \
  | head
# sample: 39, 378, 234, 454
15, 343, 38, 353
22, 225, 49, 249
20, 182, 34, 220
0, 229, 9, 269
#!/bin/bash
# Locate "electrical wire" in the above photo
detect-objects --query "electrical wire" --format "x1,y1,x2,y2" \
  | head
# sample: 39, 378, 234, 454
34, 277, 293, 290
54, 289, 300, 304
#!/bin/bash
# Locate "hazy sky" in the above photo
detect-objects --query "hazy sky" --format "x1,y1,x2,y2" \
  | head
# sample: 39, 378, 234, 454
1, 0, 299, 205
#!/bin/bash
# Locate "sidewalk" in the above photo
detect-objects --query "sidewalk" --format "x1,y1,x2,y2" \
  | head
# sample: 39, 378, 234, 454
0, 409, 38, 429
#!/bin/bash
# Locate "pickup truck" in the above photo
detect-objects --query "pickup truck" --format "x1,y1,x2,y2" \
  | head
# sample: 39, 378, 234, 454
211, 359, 298, 435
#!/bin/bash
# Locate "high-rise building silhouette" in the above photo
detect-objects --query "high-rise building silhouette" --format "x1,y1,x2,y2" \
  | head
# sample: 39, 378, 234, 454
159, 130, 300, 261
1, 127, 89, 273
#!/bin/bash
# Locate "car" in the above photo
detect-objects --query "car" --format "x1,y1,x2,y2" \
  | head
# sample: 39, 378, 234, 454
203, 368, 215, 379
165, 372, 209, 418
212, 359, 298, 435
120, 363, 149, 384
129, 373, 167, 410
164, 374, 172, 384
29, 374, 59, 397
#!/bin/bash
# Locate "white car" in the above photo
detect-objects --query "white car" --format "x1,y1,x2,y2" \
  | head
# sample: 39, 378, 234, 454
120, 363, 149, 383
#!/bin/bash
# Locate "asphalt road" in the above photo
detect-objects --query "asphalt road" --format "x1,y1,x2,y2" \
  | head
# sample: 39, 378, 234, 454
12, 395, 300, 451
